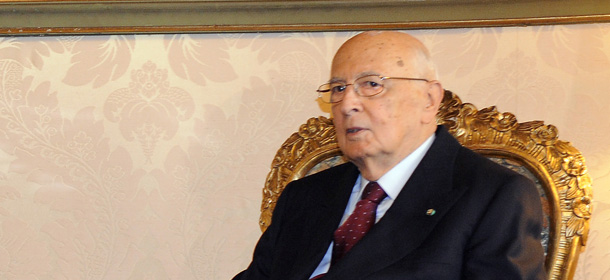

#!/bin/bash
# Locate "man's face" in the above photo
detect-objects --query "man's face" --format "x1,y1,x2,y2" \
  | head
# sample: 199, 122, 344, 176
330, 34, 437, 171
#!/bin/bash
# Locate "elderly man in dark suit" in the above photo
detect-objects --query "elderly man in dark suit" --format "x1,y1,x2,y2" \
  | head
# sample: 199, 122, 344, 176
234, 31, 545, 280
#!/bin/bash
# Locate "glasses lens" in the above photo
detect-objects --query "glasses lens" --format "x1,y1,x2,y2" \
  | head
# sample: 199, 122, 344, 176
317, 75, 385, 103
355, 75, 384, 97
317, 83, 333, 103
329, 82, 347, 103
318, 82, 347, 103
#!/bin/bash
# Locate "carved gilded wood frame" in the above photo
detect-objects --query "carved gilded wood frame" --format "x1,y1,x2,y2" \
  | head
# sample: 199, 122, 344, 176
260, 90, 592, 280
1, 0, 610, 36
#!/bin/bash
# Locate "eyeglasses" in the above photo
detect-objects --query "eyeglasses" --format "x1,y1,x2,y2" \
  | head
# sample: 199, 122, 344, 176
316, 75, 429, 104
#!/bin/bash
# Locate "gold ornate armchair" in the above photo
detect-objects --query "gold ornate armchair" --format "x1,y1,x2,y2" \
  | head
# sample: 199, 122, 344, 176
259, 90, 592, 280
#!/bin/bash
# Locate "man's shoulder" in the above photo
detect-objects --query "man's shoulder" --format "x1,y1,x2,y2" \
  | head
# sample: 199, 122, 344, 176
453, 145, 538, 197
456, 145, 522, 177
297, 161, 358, 184
434, 125, 529, 182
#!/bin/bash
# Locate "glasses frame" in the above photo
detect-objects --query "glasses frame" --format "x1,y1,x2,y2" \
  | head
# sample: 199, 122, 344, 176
316, 75, 430, 104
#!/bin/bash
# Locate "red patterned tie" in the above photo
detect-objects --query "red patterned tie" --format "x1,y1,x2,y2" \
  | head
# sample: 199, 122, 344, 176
309, 182, 387, 279
331, 181, 387, 264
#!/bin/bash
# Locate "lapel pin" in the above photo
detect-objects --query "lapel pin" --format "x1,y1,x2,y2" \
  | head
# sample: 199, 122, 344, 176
426, 209, 436, 216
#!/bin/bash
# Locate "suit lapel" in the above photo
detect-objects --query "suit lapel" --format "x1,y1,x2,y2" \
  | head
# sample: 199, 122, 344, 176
286, 163, 360, 280
325, 127, 469, 279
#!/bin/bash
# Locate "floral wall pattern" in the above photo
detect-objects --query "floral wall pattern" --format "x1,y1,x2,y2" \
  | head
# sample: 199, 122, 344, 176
0, 25, 609, 279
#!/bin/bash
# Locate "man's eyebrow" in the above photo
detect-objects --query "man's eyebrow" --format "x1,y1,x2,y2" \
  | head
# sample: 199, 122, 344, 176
358, 71, 381, 78
328, 77, 345, 83
328, 72, 381, 83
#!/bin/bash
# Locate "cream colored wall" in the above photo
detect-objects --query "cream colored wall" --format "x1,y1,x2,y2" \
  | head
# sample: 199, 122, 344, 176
0, 25, 608, 279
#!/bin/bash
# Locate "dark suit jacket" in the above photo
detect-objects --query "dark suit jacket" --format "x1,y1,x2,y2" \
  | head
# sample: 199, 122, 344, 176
235, 126, 546, 280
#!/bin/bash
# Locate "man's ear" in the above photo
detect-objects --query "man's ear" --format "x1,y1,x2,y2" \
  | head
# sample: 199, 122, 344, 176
422, 81, 444, 123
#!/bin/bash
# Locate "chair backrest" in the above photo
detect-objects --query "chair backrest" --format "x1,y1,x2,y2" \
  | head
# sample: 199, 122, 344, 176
259, 90, 592, 280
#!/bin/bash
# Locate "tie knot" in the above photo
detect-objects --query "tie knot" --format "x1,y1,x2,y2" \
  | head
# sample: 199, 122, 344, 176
361, 182, 387, 204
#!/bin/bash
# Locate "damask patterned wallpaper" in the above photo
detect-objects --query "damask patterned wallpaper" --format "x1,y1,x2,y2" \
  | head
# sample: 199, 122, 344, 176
0, 24, 608, 279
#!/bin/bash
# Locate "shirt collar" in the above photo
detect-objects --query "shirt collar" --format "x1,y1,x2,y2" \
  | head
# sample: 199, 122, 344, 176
359, 133, 436, 199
